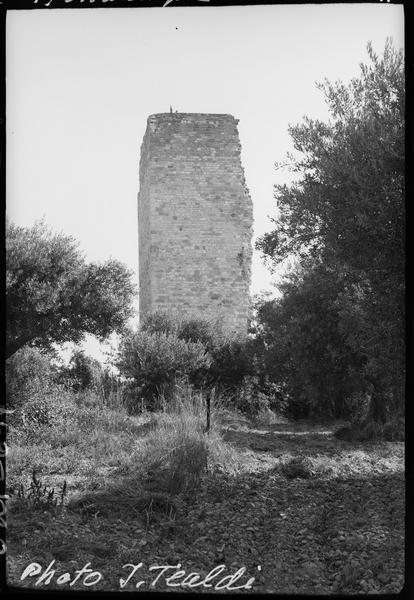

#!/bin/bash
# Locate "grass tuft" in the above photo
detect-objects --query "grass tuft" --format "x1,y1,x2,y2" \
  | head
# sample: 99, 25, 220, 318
132, 386, 239, 494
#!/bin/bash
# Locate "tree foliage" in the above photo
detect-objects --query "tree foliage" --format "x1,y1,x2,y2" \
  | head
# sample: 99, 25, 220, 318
259, 41, 404, 273
117, 328, 211, 404
59, 349, 105, 392
256, 41, 405, 421
255, 266, 367, 419
6, 220, 136, 359
116, 312, 258, 410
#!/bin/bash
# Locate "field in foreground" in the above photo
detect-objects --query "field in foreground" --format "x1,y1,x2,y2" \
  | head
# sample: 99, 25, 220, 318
6, 405, 405, 594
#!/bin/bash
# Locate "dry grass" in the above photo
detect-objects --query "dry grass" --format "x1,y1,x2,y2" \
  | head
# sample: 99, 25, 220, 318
8, 384, 242, 523
6, 387, 404, 594
129, 385, 242, 494
7, 392, 151, 487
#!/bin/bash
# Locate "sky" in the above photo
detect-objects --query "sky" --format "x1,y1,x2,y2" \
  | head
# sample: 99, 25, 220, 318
6, 4, 404, 362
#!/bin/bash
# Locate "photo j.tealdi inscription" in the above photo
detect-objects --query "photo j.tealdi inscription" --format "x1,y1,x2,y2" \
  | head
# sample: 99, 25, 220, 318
21, 560, 260, 591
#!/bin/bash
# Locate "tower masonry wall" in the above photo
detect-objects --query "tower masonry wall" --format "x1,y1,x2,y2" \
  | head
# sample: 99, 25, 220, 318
138, 112, 253, 335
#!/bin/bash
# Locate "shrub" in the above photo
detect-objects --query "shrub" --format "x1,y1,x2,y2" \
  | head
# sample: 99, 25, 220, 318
138, 311, 253, 391
232, 377, 270, 416
141, 311, 222, 348
6, 346, 75, 429
59, 349, 105, 392
117, 330, 211, 408
334, 417, 405, 442
383, 416, 405, 441
140, 311, 178, 336
225, 376, 289, 418
359, 420, 384, 442
20, 392, 74, 428
346, 391, 372, 425
119, 312, 262, 409
6, 346, 58, 409
177, 317, 220, 348
207, 337, 255, 392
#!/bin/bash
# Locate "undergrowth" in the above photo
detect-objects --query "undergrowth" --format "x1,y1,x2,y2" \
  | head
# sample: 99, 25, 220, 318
9, 470, 67, 512
334, 416, 405, 443
129, 384, 242, 495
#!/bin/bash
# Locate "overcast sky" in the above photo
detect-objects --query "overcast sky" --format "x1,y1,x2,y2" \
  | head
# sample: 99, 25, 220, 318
6, 4, 404, 361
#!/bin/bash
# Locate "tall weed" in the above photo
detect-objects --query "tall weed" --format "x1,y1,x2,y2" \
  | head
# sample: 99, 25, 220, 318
133, 385, 240, 494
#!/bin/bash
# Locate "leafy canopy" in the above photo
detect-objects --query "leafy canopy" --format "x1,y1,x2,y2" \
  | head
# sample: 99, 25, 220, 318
6, 220, 136, 358
255, 41, 405, 421
258, 40, 404, 279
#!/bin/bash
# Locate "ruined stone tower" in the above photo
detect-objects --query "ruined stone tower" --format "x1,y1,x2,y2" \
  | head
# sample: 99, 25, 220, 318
138, 113, 253, 335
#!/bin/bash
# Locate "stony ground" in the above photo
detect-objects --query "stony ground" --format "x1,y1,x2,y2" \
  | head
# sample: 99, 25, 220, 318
7, 418, 405, 594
